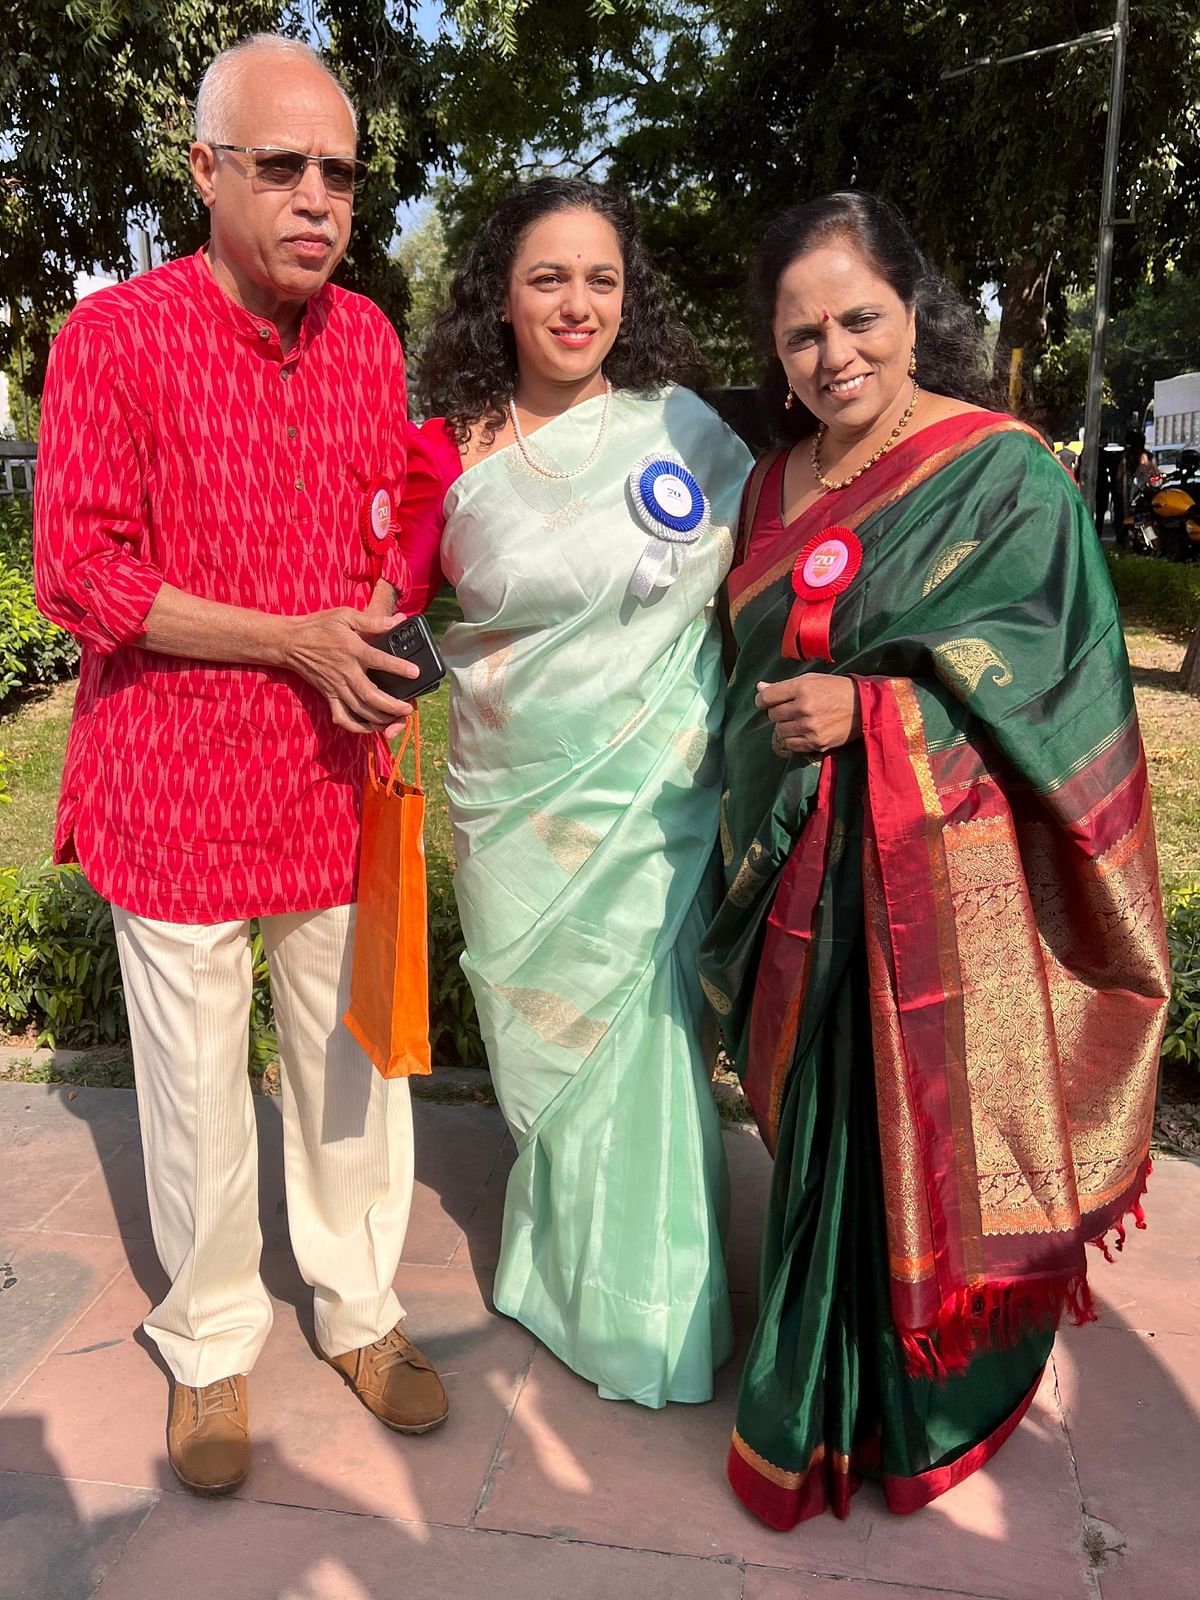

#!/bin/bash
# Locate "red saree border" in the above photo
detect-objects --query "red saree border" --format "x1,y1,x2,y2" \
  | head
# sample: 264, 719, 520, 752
881, 1372, 1043, 1516
727, 1370, 1044, 1528
728, 413, 1042, 623
743, 757, 837, 1152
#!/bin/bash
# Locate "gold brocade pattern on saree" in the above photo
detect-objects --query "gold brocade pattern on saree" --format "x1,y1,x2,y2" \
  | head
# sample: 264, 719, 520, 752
469, 633, 514, 730
530, 811, 603, 875
730, 1428, 827, 1488
1020, 795, 1166, 1217
729, 838, 770, 908
944, 811, 1079, 1235
922, 541, 980, 595
932, 638, 1014, 696
700, 974, 733, 1016
828, 818, 848, 865
719, 790, 734, 866
673, 727, 719, 784
495, 985, 608, 1056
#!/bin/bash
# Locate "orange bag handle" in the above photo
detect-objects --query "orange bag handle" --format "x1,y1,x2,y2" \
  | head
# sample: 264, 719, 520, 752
373, 709, 422, 794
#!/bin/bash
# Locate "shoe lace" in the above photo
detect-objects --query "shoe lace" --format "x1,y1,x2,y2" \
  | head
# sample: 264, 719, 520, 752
194, 1377, 241, 1422
370, 1327, 420, 1374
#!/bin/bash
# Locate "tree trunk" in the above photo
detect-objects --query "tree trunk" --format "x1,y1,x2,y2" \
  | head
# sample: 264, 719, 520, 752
1181, 614, 1200, 695
995, 253, 1054, 415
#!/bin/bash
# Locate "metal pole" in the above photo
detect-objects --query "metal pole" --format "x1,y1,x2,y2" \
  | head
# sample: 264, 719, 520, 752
1080, 0, 1129, 516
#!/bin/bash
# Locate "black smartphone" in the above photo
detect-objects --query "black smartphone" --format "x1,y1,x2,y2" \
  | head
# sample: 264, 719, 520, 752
367, 614, 447, 701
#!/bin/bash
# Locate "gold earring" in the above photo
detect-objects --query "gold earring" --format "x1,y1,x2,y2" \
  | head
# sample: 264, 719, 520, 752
785, 384, 797, 412
908, 347, 917, 377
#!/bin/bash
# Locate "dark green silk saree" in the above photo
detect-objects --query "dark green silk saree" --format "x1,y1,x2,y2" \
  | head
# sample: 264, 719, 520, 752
701, 412, 1170, 1528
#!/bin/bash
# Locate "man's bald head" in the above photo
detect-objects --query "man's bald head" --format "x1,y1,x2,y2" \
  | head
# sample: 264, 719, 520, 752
194, 34, 357, 146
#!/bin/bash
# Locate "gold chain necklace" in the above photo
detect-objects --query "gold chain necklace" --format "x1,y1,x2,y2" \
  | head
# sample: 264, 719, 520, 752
811, 381, 920, 492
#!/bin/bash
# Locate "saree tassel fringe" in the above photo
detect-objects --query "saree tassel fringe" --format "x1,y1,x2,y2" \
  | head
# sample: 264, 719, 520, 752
899, 1158, 1154, 1381
900, 1276, 1097, 1382
1088, 1156, 1151, 1264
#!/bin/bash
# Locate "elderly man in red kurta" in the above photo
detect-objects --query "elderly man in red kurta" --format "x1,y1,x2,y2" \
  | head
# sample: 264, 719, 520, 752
34, 33, 447, 1495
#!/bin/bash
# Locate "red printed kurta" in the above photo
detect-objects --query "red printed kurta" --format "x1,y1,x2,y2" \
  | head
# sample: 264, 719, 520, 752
34, 249, 411, 923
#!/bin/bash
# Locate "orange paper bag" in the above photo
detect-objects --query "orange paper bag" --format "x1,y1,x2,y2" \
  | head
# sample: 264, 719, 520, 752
343, 718, 433, 1078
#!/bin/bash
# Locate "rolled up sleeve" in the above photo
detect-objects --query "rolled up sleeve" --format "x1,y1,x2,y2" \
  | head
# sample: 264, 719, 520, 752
34, 319, 164, 655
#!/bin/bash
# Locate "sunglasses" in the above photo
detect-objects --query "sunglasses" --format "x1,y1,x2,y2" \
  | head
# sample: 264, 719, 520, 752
213, 145, 367, 196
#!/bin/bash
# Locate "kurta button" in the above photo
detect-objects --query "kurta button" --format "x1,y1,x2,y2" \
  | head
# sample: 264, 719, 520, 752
295, 478, 304, 491
280, 369, 291, 381
258, 327, 270, 340
287, 426, 298, 439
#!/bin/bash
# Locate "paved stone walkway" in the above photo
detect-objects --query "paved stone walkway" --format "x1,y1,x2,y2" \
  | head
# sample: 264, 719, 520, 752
1, 1081, 1195, 1599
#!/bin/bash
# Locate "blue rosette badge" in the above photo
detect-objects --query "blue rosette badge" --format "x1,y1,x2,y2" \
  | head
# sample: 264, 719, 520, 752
626, 454, 710, 600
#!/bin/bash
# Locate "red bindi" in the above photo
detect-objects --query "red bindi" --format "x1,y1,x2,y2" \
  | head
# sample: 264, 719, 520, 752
821, 309, 830, 323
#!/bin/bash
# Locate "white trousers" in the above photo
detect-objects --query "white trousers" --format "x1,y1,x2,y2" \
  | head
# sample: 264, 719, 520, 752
111, 903, 413, 1387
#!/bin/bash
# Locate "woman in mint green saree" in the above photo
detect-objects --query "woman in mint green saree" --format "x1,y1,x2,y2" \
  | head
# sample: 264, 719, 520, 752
401, 180, 751, 1406
702, 193, 1170, 1526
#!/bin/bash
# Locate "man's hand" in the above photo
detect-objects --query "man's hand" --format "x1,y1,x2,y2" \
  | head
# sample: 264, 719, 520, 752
755, 674, 861, 755
283, 605, 418, 736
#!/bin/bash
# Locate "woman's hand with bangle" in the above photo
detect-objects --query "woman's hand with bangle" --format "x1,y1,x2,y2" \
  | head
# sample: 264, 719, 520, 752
755, 673, 861, 754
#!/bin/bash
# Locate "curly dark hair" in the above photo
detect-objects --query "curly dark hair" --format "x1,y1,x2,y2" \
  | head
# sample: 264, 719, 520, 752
752, 191, 1000, 443
419, 177, 707, 445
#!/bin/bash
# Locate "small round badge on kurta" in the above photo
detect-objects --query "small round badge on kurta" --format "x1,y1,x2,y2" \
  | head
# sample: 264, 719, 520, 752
360, 477, 395, 560
791, 525, 862, 603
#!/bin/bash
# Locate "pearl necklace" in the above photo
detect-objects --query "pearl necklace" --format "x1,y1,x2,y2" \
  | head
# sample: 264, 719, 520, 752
811, 381, 920, 492
508, 379, 613, 481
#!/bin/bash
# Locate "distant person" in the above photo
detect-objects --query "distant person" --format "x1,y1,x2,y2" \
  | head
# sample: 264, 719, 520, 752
1118, 428, 1155, 547
34, 34, 447, 1497
703, 190, 1170, 1529
398, 178, 751, 1406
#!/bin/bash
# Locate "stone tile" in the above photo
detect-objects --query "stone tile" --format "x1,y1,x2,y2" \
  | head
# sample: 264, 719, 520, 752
723, 1126, 770, 1296
1087, 1156, 1200, 1337
479, 1350, 1088, 1600
404, 1102, 510, 1268
448, 1135, 514, 1275
0, 1083, 141, 1159
0, 1084, 140, 1231
1056, 1324, 1199, 1600
242, 1261, 535, 1524
0, 1465, 157, 1600
0, 1266, 172, 1492
744, 1576, 995, 1600
0, 1230, 133, 1407
0, 1255, 535, 1525
35, 1140, 153, 1242
91, 1493, 744, 1600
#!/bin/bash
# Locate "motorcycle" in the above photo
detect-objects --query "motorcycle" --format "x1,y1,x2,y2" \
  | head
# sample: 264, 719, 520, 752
1129, 448, 1200, 562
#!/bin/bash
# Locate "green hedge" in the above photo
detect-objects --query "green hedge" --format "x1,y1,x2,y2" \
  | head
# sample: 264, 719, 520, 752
0, 862, 482, 1071
1106, 550, 1200, 642
1164, 887, 1200, 1073
0, 861, 1192, 1082
0, 500, 79, 702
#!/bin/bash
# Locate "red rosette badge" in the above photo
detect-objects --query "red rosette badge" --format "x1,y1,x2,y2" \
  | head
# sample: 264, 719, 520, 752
783, 525, 862, 662
360, 476, 396, 564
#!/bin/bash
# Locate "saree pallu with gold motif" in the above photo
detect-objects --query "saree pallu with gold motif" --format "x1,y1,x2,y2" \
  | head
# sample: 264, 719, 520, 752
700, 412, 1170, 1528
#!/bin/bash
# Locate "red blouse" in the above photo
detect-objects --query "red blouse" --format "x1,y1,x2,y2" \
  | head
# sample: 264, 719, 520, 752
34, 250, 413, 923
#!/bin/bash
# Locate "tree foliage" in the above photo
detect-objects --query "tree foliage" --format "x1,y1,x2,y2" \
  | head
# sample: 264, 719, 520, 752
3, 1, 1199, 407
1, 1, 442, 386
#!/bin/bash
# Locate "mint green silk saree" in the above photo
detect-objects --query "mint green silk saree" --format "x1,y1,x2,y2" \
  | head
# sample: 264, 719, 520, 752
439, 386, 752, 1406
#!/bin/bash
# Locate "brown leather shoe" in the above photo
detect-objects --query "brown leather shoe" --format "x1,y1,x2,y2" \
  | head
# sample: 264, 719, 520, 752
319, 1325, 448, 1434
167, 1375, 249, 1495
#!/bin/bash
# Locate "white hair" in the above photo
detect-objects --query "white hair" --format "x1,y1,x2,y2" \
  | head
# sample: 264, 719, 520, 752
194, 34, 358, 145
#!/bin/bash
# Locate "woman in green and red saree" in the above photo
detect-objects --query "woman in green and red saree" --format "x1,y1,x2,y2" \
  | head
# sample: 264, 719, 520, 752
700, 192, 1171, 1530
